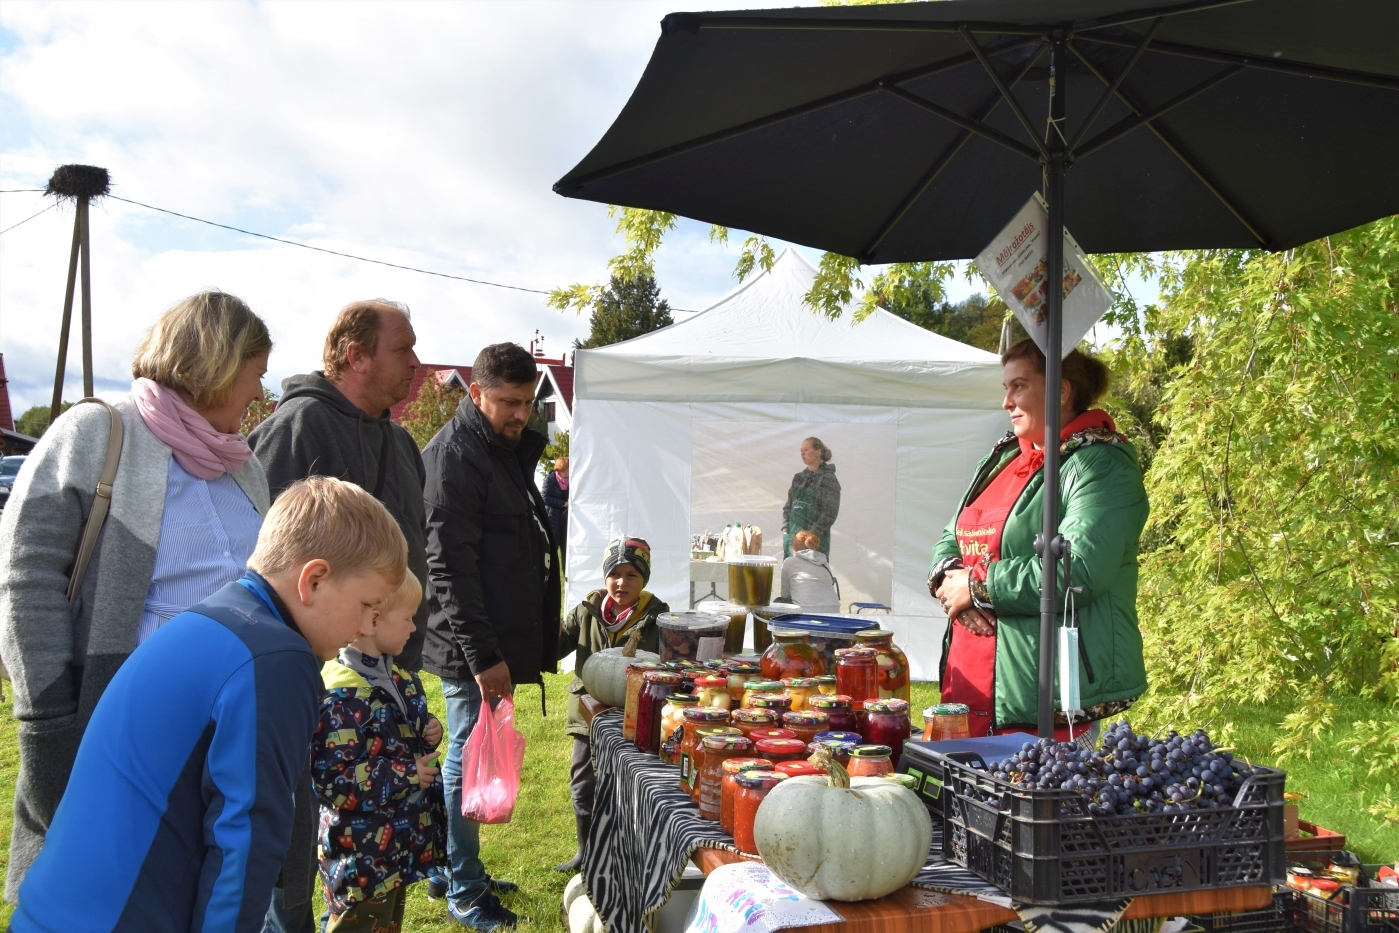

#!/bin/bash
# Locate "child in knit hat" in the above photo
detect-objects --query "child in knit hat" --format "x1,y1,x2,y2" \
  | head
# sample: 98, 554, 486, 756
553, 537, 669, 873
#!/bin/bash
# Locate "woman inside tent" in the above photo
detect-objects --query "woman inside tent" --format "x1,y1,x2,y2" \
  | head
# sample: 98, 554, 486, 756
781, 436, 840, 558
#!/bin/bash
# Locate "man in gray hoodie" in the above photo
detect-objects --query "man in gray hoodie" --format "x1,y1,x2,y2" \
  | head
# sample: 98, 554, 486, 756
248, 299, 427, 933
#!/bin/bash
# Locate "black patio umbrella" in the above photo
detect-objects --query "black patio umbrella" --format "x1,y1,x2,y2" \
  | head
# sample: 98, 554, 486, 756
554, 0, 1399, 736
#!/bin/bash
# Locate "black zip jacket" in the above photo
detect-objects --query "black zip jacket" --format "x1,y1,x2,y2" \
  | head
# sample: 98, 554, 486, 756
421, 398, 561, 684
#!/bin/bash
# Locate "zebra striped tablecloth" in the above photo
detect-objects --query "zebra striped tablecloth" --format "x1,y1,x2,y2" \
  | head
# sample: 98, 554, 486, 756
580, 709, 1130, 933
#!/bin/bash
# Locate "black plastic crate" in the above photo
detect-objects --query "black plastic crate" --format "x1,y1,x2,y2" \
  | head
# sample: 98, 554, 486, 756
1189, 889, 1295, 933
1288, 853, 1399, 933
934, 751, 1287, 905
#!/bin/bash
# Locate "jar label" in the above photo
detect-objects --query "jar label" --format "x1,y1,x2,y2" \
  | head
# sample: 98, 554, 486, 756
681, 755, 691, 782
697, 636, 725, 662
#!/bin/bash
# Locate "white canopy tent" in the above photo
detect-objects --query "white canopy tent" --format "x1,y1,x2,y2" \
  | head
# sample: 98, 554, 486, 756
567, 249, 1008, 679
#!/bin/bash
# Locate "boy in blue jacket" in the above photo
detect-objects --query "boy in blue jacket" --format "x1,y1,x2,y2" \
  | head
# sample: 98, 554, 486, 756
11, 476, 409, 933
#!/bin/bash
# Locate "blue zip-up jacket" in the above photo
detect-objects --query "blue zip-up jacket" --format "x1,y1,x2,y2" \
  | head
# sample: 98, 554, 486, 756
11, 572, 321, 933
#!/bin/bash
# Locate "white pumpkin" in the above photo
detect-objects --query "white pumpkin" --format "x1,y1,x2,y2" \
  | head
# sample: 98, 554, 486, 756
580, 627, 658, 708
567, 891, 605, 933
563, 873, 586, 912
753, 749, 932, 902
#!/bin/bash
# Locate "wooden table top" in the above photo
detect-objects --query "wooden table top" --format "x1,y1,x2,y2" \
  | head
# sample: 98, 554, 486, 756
584, 693, 1272, 933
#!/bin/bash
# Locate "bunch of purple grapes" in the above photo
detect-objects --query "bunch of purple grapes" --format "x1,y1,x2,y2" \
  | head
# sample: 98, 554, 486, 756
985, 722, 1256, 816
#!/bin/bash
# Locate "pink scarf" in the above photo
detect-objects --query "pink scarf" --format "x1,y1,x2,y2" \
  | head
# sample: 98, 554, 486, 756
131, 378, 253, 480
556, 472, 570, 491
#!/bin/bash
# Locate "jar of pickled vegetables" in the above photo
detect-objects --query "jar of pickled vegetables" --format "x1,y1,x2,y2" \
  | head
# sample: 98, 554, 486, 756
807, 738, 857, 765
754, 737, 810, 764
659, 694, 698, 764
740, 680, 785, 708
728, 707, 778, 740
923, 702, 971, 742
760, 630, 825, 680
835, 647, 879, 707
748, 693, 792, 716
781, 710, 829, 746
636, 671, 682, 754
622, 661, 663, 742
723, 660, 761, 706
853, 629, 911, 701
847, 744, 894, 777
693, 675, 731, 710
679, 708, 734, 795
814, 674, 838, 696
747, 727, 797, 743
720, 758, 773, 835
774, 760, 824, 779
782, 677, 821, 712
808, 694, 857, 733
733, 772, 787, 855
862, 699, 911, 765
698, 734, 753, 821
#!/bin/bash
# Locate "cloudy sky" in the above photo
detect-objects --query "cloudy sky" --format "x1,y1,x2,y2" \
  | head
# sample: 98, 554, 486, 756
0, 1, 993, 417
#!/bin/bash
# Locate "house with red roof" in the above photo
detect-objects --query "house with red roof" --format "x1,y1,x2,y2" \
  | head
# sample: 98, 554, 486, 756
0, 353, 40, 455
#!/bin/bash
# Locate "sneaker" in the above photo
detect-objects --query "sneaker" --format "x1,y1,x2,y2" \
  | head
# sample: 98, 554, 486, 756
490, 878, 518, 896
427, 874, 448, 900
448, 891, 518, 931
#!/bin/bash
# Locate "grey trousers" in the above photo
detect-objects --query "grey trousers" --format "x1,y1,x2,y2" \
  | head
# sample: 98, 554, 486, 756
570, 736, 595, 819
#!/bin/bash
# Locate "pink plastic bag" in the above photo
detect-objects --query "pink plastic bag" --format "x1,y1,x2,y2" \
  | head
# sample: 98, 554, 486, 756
460, 696, 527, 824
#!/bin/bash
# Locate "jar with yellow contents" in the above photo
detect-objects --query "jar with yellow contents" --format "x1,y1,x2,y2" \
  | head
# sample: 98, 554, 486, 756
740, 680, 785, 708
782, 677, 821, 711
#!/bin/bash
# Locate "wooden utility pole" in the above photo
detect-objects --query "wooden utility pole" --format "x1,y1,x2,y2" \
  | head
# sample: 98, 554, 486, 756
46, 164, 109, 422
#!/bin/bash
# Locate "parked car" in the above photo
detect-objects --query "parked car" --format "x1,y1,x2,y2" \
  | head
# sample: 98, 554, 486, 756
0, 455, 26, 508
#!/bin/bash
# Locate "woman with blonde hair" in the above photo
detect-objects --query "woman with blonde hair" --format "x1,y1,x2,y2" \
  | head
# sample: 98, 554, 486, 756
0, 290, 274, 900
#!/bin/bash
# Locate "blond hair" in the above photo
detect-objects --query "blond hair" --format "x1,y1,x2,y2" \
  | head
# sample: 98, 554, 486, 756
381, 571, 423, 617
323, 300, 410, 379
131, 291, 271, 409
249, 476, 408, 587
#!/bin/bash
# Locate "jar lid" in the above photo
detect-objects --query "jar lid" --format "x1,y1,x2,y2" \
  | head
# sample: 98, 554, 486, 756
729, 708, 777, 724
863, 698, 911, 713
703, 659, 728, 670
849, 744, 894, 758
835, 647, 878, 660
644, 671, 683, 685
722, 757, 775, 774
728, 653, 764, 665
744, 680, 785, 692
769, 629, 810, 641
809, 739, 857, 756
734, 771, 787, 789
723, 661, 760, 674
683, 706, 732, 722
695, 601, 748, 613
695, 726, 741, 739
754, 738, 809, 754
666, 694, 699, 706
775, 761, 824, 777
882, 773, 919, 790
813, 675, 837, 685
702, 733, 754, 751
627, 661, 662, 672
927, 702, 971, 715
748, 728, 798, 742
694, 675, 727, 687
813, 730, 863, 745
783, 677, 821, 687
808, 694, 852, 710
854, 629, 893, 642
749, 693, 792, 709
656, 611, 729, 631
782, 711, 829, 727
725, 555, 779, 566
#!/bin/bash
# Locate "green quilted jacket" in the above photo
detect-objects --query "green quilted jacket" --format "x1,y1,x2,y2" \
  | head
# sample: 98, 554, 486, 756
930, 426, 1149, 730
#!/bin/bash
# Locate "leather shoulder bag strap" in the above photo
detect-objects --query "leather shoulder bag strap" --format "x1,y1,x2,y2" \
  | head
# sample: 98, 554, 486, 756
66, 399, 124, 604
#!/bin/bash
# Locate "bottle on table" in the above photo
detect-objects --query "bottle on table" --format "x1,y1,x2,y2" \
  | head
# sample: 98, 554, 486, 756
834, 647, 879, 709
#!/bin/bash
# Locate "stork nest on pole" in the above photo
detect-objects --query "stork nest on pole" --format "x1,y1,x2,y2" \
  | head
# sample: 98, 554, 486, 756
45, 164, 110, 202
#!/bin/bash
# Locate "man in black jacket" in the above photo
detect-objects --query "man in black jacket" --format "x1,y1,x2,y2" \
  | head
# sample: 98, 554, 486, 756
422, 343, 559, 930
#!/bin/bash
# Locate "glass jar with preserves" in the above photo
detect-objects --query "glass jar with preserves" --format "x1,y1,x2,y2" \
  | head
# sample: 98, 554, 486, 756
781, 710, 829, 746
760, 629, 825, 680
847, 744, 894, 777
659, 694, 698, 765
636, 671, 682, 754
862, 699, 911, 765
728, 707, 778, 740
814, 674, 838, 696
679, 708, 734, 795
720, 758, 773, 835
698, 734, 754, 821
774, 760, 824, 779
782, 677, 821, 712
740, 680, 785, 708
723, 660, 761, 706
923, 702, 972, 742
733, 772, 787, 855
693, 675, 731, 710
854, 629, 912, 701
747, 728, 797, 743
807, 738, 857, 765
835, 647, 879, 707
813, 730, 863, 747
808, 694, 857, 733
622, 661, 663, 742
748, 692, 792, 716
754, 737, 810, 764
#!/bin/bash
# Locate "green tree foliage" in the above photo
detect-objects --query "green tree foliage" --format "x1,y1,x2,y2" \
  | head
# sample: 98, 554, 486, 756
15, 402, 71, 439
400, 374, 465, 450
870, 264, 1008, 353
239, 387, 278, 437
540, 429, 569, 470
576, 275, 672, 349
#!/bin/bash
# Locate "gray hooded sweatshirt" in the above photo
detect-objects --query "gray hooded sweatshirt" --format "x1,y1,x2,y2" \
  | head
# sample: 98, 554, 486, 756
779, 549, 841, 612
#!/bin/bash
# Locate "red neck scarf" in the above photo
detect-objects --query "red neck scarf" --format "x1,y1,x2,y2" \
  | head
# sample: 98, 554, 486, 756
1010, 408, 1118, 479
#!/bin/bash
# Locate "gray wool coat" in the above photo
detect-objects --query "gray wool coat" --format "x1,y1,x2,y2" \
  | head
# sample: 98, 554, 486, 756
0, 398, 270, 902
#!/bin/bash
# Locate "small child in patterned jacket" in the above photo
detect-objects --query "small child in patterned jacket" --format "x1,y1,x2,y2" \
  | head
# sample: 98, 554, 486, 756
313, 571, 447, 931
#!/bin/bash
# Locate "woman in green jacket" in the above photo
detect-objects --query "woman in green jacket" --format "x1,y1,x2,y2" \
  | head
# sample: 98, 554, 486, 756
929, 339, 1148, 741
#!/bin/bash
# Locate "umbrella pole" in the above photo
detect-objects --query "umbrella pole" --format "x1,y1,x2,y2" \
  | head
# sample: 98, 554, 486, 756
1037, 37, 1068, 739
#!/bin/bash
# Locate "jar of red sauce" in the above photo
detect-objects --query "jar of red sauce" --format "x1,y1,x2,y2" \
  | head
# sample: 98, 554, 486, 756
862, 698, 912, 765
746, 728, 797, 743
698, 734, 754, 821
814, 674, 838, 696
680, 707, 734, 795
720, 758, 773, 835
807, 739, 857, 765
781, 710, 829, 746
923, 702, 971, 741
622, 661, 663, 741
808, 694, 857, 733
774, 760, 825, 779
754, 737, 809, 764
748, 693, 792, 716
835, 647, 879, 708
723, 660, 761, 706
782, 677, 821, 711
733, 772, 787, 855
636, 671, 682, 753
760, 630, 825, 680
847, 744, 894, 777
729, 707, 778, 740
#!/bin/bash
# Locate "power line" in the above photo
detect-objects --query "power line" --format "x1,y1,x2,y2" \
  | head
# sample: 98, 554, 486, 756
0, 204, 55, 236
0, 189, 46, 193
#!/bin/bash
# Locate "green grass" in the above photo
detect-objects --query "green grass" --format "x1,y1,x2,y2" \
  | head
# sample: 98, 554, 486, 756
0, 678, 1390, 930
